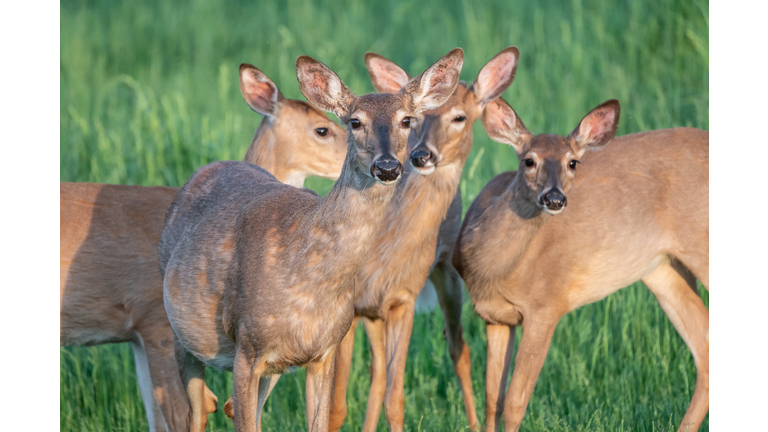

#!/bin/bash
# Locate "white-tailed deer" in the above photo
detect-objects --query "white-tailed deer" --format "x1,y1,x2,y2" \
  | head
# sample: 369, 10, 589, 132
327, 47, 520, 432
158, 50, 464, 432
59, 64, 348, 432
454, 97, 709, 431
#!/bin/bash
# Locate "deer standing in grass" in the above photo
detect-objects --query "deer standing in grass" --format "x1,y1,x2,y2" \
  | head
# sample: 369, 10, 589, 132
158, 50, 464, 432
327, 47, 520, 432
453, 97, 709, 431
59, 64, 348, 432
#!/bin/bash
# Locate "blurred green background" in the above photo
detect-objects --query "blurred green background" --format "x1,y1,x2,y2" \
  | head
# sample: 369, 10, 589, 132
60, 0, 709, 430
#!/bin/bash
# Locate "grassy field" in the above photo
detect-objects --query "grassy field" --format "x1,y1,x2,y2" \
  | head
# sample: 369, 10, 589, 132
60, 0, 709, 430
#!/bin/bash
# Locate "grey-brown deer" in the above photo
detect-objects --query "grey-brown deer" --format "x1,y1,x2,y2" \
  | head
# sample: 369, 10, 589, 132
158, 49, 464, 432
327, 47, 520, 432
59, 63, 348, 432
454, 97, 709, 431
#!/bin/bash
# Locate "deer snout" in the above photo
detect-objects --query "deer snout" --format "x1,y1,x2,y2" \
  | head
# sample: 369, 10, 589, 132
539, 188, 567, 214
371, 158, 403, 184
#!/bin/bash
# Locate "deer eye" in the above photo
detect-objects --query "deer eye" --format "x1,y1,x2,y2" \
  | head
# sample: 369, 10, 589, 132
523, 158, 535, 168
350, 119, 361, 129
453, 115, 467, 122
401, 117, 412, 128
315, 127, 329, 137
569, 160, 580, 170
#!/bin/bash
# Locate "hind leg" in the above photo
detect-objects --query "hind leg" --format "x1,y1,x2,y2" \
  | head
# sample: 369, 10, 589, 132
174, 335, 217, 432
643, 262, 709, 431
431, 261, 479, 430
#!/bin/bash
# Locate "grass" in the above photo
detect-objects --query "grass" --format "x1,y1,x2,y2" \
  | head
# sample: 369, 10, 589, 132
60, 0, 709, 430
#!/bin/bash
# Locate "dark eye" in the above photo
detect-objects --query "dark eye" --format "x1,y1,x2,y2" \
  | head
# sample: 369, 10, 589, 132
401, 117, 412, 128
569, 160, 580, 170
453, 115, 467, 122
316, 127, 328, 137
523, 158, 535, 168
350, 119, 361, 129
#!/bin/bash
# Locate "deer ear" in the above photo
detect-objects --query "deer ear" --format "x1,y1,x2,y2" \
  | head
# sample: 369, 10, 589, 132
481, 97, 532, 155
296, 56, 356, 120
471, 47, 519, 105
239, 64, 284, 117
401, 48, 463, 112
365, 53, 411, 94
567, 99, 621, 155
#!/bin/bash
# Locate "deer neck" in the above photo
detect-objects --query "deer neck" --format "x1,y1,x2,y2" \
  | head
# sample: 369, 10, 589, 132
476, 174, 548, 280
294, 149, 398, 290
242, 118, 306, 188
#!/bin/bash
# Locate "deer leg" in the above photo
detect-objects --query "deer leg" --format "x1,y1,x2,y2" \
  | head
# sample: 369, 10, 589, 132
484, 324, 516, 432
305, 347, 337, 432
232, 349, 268, 432
362, 317, 387, 432
135, 329, 194, 432
131, 338, 168, 432
643, 262, 709, 432
503, 314, 559, 432
174, 335, 215, 432
384, 301, 416, 432
224, 374, 279, 432
330, 316, 358, 432
430, 262, 479, 430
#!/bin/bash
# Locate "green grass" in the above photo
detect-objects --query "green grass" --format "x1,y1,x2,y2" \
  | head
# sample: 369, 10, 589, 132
60, 0, 708, 430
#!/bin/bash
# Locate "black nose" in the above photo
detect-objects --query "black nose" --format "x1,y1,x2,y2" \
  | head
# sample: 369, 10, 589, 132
540, 189, 567, 211
410, 149, 432, 168
371, 159, 402, 182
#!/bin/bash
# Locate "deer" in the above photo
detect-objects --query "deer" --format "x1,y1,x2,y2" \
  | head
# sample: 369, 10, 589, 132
325, 47, 520, 432
453, 97, 709, 431
157, 49, 464, 432
59, 63, 348, 432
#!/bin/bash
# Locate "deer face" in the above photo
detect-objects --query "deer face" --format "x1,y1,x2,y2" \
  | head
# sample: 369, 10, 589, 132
297, 49, 464, 185
365, 47, 520, 177
482, 98, 621, 215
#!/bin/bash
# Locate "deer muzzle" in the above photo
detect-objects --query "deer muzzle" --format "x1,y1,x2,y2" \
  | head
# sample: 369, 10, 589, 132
539, 188, 567, 214
371, 158, 403, 184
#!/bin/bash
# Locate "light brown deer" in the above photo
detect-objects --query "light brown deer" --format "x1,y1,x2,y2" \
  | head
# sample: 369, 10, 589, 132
158, 50, 464, 432
454, 97, 709, 431
327, 47, 520, 432
59, 63, 348, 432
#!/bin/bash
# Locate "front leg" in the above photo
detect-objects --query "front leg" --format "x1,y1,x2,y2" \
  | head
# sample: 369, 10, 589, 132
384, 301, 416, 432
330, 316, 358, 432
362, 317, 387, 432
503, 314, 559, 432
305, 347, 338, 432
484, 324, 516, 432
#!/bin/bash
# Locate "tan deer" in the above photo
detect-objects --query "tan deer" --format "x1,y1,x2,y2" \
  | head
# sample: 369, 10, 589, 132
454, 97, 709, 432
326, 47, 520, 432
59, 63, 348, 432
158, 50, 464, 432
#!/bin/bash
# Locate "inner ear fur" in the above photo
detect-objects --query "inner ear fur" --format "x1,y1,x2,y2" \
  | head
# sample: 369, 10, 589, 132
567, 99, 621, 152
365, 53, 412, 94
400, 48, 464, 112
296, 56, 356, 120
471, 46, 520, 105
481, 97, 532, 155
239, 64, 284, 117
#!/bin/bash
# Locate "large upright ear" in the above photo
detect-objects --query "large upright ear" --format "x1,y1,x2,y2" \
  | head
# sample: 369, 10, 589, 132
400, 48, 463, 112
239, 64, 284, 117
481, 97, 533, 155
567, 99, 620, 155
365, 53, 412, 94
296, 56, 356, 120
471, 47, 519, 106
